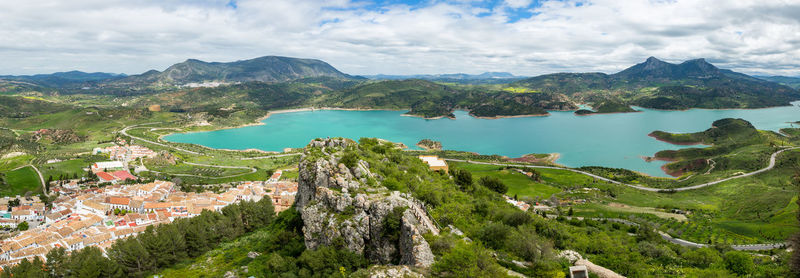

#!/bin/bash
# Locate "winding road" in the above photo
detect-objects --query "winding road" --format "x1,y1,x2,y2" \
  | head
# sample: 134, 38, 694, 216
446, 146, 799, 192
552, 216, 787, 251
120, 123, 200, 155
120, 124, 301, 179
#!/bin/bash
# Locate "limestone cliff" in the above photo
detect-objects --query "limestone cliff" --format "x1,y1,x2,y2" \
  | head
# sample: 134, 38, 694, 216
296, 138, 438, 268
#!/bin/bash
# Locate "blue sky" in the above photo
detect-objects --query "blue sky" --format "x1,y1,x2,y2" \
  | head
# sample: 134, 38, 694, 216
0, 0, 798, 76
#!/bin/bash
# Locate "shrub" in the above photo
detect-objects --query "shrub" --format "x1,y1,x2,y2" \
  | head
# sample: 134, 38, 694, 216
479, 176, 507, 194
340, 151, 360, 168
724, 251, 755, 275
452, 169, 473, 190
477, 222, 511, 250
431, 242, 506, 277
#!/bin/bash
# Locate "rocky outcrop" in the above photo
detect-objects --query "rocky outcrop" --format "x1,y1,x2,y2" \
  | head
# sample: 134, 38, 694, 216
296, 138, 437, 268
352, 265, 425, 278
416, 139, 442, 150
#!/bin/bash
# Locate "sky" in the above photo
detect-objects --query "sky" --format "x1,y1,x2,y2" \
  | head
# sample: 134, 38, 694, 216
0, 0, 799, 76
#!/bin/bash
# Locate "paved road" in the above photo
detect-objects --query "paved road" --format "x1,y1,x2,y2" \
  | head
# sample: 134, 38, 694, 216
29, 165, 46, 194
143, 163, 257, 179
10, 163, 47, 195
120, 123, 200, 155
120, 124, 306, 178
446, 146, 799, 192
240, 153, 302, 160
550, 215, 787, 251
121, 123, 302, 161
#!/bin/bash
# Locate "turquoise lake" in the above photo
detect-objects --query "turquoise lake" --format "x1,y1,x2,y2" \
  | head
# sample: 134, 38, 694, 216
165, 103, 800, 177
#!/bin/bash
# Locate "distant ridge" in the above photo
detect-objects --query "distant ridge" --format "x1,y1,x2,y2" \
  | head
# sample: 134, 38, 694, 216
112, 56, 352, 87
756, 75, 800, 89
514, 57, 800, 109
0, 71, 124, 87
365, 72, 523, 84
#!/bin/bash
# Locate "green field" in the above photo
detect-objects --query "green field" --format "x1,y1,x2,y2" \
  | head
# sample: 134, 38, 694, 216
452, 147, 800, 244
451, 162, 562, 198
38, 157, 104, 181
0, 166, 42, 196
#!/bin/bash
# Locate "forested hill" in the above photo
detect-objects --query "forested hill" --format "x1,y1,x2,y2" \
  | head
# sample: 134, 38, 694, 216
110, 56, 353, 87
0, 71, 124, 88
513, 57, 800, 110
757, 76, 800, 89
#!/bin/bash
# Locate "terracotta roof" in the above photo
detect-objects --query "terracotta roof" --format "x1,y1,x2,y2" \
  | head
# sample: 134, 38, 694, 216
111, 171, 136, 181
107, 197, 131, 206
96, 172, 116, 182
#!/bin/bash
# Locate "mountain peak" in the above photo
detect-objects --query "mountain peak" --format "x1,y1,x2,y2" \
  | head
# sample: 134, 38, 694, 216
613, 57, 723, 80
116, 55, 349, 85
645, 56, 662, 63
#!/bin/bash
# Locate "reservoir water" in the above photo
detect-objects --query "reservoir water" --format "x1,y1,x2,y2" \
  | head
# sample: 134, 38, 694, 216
164, 103, 800, 177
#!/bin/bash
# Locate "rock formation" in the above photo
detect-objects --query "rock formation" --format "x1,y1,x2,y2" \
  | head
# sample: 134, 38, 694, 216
296, 138, 437, 268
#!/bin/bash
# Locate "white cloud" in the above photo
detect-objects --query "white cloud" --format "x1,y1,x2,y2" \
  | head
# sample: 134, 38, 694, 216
0, 0, 798, 76
504, 0, 533, 9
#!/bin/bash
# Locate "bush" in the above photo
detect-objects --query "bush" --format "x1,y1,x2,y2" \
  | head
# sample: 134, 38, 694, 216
724, 251, 755, 275
452, 169, 473, 191
479, 176, 507, 194
477, 222, 511, 250
682, 248, 722, 268
502, 210, 531, 227
382, 206, 407, 243
340, 151, 360, 168
431, 242, 507, 277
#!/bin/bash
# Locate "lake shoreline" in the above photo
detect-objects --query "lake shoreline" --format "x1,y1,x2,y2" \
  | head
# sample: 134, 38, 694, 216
471, 113, 550, 119
647, 132, 705, 146
163, 103, 800, 177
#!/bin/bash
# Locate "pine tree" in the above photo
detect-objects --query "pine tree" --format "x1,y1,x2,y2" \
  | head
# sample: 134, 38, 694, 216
107, 237, 155, 276
140, 225, 173, 268
45, 247, 68, 277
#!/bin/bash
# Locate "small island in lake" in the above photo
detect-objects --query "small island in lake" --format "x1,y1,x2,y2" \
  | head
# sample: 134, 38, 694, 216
574, 101, 638, 115
416, 139, 443, 150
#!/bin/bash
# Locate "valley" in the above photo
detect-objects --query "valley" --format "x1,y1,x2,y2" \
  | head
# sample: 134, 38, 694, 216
1, 55, 799, 277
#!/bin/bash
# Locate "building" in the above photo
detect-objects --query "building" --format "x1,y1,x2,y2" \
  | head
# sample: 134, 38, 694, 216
96, 171, 137, 184
0, 179, 297, 269
91, 161, 125, 173
418, 155, 448, 172
569, 265, 588, 278
268, 170, 283, 183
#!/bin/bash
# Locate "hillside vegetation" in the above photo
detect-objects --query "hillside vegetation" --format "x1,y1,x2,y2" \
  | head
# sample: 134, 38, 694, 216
514, 57, 800, 110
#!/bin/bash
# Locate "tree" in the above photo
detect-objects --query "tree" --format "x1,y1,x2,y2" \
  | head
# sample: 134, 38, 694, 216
45, 247, 68, 277
156, 224, 188, 264
507, 227, 553, 262
568, 207, 574, 216
477, 222, 511, 250
139, 225, 173, 268
723, 251, 754, 276
17, 221, 28, 231
107, 237, 155, 276
67, 247, 122, 278
479, 176, 507, 194
682, 247, 722, 268
340, 151, 360, 168
432, 242, 507, 277
452, 169, 473, 192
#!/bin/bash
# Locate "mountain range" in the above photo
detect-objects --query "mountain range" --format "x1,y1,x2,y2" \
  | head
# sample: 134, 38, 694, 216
365, 72, 523, 84
109, 56, 353, 88
756, 75, 800, 89
1, 55, 798, 113
514, 57, 800, 109
0, 71, 125, 88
